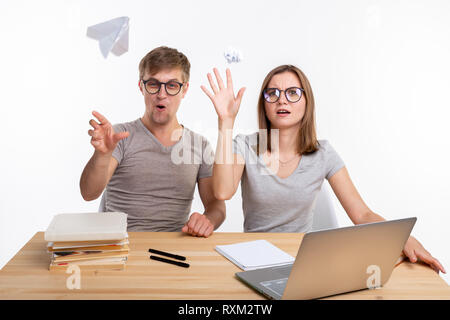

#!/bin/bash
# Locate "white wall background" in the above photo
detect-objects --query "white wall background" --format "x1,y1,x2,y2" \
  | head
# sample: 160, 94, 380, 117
0, 0, 449, 283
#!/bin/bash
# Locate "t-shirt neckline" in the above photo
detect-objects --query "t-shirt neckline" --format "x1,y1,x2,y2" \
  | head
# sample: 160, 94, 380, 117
257, 152, 306, 181
137, 118, 186, 151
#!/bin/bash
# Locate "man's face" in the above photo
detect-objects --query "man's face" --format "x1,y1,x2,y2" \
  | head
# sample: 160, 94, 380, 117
140, 68, 189, 126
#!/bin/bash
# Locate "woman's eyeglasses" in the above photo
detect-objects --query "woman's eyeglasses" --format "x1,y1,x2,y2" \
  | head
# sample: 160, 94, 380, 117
263, 87, 304, 103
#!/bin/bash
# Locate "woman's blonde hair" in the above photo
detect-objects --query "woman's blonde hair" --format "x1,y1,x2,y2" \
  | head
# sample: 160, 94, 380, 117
257, 65, 319, 155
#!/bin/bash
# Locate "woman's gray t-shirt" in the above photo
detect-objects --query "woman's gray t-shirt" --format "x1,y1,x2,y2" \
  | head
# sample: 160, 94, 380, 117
233, 133, 345, 233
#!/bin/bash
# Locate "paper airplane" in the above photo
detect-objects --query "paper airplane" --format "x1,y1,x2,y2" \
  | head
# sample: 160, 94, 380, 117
224, 46, 243, 64
86, 16, 129, 58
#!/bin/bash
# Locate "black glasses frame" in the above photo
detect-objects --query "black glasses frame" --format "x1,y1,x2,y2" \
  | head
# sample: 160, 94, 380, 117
141, 78, 184, 96
263, 87, 305, 103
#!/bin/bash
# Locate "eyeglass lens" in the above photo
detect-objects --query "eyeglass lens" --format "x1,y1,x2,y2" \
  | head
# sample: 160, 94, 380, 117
264, 87, 302, 103
145, 80, 182, 95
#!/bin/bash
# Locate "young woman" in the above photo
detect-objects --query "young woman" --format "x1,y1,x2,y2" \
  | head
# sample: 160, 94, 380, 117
201, 65, 445, 274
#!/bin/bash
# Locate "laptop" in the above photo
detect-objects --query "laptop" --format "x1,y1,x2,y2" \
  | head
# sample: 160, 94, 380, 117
235, 217, 416, 300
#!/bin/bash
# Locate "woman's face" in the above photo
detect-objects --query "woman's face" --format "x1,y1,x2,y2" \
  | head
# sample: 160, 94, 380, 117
264, 71, 306, 130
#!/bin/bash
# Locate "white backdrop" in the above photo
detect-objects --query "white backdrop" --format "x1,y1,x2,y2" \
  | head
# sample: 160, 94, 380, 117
1, 0, 449, 283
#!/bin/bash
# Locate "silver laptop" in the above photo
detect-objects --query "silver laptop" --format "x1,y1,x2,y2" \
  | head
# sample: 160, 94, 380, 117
235, 217, 416, 300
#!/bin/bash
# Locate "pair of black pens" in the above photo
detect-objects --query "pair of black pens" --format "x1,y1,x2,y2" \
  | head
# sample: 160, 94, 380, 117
149, 248, 190, 268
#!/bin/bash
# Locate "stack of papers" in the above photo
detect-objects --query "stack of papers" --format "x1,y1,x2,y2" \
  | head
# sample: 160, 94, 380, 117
45, 212, 129, 271
215, 240, 295, 271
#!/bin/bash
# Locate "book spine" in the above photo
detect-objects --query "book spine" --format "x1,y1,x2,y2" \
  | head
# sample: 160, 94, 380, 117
49, 263, 126, 271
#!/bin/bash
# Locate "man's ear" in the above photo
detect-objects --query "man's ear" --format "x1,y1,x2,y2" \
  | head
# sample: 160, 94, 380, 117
181, 82, 189, 99
138, 80, 144, 94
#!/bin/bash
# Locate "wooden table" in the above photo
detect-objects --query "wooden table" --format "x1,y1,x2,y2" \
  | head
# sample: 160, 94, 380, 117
0, 232, 448, 300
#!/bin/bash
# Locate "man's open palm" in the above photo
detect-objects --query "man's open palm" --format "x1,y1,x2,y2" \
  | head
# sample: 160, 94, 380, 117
88, 111, 129, 155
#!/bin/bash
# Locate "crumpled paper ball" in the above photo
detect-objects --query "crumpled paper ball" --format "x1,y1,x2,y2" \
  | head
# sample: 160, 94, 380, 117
224, 46, 243, 64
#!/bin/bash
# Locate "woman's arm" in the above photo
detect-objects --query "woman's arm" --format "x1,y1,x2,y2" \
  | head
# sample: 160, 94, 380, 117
201, 68, 246, 200
213, 119, 245, 200
328, 167, 446, 274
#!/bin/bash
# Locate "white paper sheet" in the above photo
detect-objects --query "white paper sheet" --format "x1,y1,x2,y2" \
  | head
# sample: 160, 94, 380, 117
215, 240, 294, 271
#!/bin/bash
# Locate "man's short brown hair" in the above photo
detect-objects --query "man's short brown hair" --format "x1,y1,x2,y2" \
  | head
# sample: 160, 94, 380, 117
139, 46, 190, 83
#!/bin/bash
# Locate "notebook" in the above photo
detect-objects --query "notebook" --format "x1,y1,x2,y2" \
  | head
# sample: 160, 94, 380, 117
44, 212, 128, 242
215, 240, 295, 271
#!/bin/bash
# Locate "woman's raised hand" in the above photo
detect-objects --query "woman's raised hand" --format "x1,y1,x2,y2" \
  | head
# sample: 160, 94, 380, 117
201, 68, 245, 122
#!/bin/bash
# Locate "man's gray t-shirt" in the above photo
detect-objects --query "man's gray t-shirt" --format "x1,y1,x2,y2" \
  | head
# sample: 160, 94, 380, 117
233, 133, 345, 233
100, 119, 214, 232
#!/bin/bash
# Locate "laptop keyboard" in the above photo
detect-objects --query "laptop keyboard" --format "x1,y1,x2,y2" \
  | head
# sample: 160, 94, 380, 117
258, 265, 293, 297
260, 278, 288, 296
272, 265, 293, 277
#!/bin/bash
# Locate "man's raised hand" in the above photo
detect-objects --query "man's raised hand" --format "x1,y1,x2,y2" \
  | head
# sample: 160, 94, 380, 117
88, 111, 129, 155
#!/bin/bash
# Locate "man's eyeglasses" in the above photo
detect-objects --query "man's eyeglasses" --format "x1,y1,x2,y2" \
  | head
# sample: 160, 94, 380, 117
263, 87, 304, 103
141, 78, 184, 96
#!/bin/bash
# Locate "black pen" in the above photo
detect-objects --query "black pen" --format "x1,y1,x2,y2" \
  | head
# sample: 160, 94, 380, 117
148, 248, 186, 261
150, 255, 190, 268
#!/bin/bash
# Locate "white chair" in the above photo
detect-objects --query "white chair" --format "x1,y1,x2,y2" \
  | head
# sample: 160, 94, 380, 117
98, 192, 106, 212
311, 183, 339, 231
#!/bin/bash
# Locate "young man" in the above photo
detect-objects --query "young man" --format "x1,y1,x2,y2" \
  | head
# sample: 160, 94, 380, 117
80, 46, 225, 238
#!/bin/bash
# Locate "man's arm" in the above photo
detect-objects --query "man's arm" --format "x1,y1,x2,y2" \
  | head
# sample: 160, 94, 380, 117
80, 153, 118, 201
181, 176, 226, 237
80, 111, 129, 201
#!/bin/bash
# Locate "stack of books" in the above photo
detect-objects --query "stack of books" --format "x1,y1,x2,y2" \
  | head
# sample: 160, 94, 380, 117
45, 212, 129, 271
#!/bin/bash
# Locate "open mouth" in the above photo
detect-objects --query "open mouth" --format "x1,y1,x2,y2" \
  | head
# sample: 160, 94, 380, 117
276, 109, 290, 115
156, 105, 166, 110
